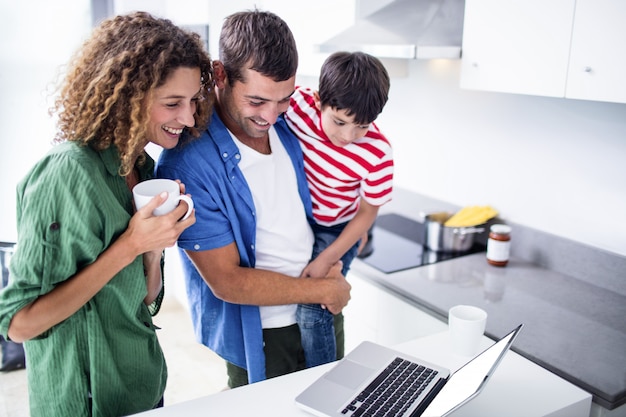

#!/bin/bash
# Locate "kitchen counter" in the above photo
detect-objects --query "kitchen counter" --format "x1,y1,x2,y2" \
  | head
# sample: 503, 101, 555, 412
352, 188, 626, 411
134, 331, 591, 416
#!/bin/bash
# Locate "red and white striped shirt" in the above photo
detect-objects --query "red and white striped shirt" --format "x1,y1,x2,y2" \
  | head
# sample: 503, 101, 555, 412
285, 87, 394, 227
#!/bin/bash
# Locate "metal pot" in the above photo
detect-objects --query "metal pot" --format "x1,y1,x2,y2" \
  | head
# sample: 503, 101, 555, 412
424, 212, 484, 252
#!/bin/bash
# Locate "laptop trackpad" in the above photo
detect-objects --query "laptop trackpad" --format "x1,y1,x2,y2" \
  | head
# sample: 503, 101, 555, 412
325, 360, 375, 390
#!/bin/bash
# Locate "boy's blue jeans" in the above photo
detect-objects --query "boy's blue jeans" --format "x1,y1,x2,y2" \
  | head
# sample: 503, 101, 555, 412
297, 222, 359, 368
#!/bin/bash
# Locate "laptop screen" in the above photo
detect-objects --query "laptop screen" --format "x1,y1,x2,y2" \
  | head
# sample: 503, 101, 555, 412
421, 325, 522, 416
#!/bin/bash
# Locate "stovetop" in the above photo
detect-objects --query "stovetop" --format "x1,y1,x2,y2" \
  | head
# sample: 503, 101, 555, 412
359, 213, 486, 274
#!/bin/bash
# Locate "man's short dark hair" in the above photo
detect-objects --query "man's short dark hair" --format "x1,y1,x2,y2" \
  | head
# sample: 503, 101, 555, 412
219, 9, 298, 84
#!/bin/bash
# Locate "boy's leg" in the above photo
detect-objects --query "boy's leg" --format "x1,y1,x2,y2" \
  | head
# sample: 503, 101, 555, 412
299, 224, 357, 368
297, 303, 337, 368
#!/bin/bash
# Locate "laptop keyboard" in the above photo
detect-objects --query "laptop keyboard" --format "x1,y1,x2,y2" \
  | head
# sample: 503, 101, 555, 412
341, 357, 438, 417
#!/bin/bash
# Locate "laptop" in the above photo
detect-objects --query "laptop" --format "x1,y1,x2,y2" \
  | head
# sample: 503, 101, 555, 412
295, 324, 523, 417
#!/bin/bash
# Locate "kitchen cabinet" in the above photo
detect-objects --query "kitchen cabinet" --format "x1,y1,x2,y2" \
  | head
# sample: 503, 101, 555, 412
565, 0, 626, 103
460, 0, 626, 104
343, 271, 446, 351
460, 0, 574, 98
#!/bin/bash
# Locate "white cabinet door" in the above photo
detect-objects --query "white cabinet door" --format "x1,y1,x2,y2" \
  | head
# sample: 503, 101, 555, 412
376, 287, 447, 346
460, 0, 575, 97
461, 0, 626, 104
343, 271, 380, 352
343, 271, 446, 352
565, 0, 626, 103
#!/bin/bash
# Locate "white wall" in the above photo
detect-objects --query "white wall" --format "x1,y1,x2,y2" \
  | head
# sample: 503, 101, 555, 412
113, 0, 211, 25
203, 0, 355, 75
2, 0, 625, 263
368, 60, 626, 257
0, 0, 92, 243
205, 1, 626, 257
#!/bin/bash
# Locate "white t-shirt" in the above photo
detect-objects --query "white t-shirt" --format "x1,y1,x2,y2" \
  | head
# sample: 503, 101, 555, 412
232, 127, 314, 328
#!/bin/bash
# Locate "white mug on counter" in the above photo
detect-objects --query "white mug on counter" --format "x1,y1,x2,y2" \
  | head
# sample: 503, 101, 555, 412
448, 304, 487, 357
132, 179, 194, 220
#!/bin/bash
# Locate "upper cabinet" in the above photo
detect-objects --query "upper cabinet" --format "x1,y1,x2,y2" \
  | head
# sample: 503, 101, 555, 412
460, 0, 575, 97
460, 0, 626, 104
565, 0, 626, 103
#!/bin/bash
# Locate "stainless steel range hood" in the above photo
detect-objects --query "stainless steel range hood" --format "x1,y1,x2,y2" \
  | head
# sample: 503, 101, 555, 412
316, 0, 465, 59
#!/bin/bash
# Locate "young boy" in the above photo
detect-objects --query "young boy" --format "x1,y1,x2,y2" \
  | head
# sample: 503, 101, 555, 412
285, 51, 394, 367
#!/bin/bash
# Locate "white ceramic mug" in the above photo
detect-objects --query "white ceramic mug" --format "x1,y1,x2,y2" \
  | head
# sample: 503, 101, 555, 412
448, 305, 487, 357
132, 179, 194, 220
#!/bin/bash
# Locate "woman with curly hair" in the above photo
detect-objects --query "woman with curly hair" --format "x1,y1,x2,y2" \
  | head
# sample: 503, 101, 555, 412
0, 11, 213, 417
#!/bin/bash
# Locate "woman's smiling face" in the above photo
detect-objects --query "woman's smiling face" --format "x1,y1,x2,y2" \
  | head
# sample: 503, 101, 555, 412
147, 66, 202, 149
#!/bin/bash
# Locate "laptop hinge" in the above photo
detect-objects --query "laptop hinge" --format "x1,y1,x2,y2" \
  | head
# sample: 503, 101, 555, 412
410, 376, 448, 416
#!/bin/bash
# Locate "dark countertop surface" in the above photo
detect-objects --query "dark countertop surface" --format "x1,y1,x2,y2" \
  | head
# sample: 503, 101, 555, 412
352, 188, 626, 410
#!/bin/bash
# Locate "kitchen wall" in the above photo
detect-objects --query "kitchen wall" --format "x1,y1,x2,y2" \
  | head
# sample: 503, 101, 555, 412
2, 0, 625, 264
0, 0, 353, 245
0, 0, 92, 242
263, 1, 626, 259
332, 59, 626, 258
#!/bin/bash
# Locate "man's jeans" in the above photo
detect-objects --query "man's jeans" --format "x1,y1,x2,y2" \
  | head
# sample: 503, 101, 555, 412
297, 222, 358, 368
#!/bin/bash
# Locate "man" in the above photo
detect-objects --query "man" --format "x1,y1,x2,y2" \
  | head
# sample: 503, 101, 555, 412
156, 9, 351, 388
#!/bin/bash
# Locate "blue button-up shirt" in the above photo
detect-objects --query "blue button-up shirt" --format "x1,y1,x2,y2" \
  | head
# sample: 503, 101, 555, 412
156, 112, 313, 383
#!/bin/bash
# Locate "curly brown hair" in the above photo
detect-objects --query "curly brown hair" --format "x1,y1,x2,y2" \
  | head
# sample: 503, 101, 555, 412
52, 11, 214, 176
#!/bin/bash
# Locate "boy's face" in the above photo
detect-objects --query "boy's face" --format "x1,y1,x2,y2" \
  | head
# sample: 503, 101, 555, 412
314, 92, 371, 148
318, 105, 371, 148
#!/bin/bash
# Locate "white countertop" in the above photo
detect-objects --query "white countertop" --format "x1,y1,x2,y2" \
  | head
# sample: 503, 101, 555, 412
132, 331, 591, 417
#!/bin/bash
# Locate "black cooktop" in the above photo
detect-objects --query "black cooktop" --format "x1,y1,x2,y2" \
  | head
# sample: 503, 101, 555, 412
359, 213, 485, 274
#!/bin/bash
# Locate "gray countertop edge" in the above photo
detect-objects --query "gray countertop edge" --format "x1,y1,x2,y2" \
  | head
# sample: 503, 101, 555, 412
352, 188, 626, 409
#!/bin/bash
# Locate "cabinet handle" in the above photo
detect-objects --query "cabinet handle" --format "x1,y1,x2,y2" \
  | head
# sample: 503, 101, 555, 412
584, 66, 592, 73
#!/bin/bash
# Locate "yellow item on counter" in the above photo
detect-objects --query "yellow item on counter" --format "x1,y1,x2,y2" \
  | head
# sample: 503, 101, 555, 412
444, 205, 498, 227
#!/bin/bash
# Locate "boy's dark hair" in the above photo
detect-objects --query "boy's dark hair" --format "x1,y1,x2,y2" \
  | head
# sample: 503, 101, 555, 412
318, 51, 390, 125
219, 9, 298, 84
